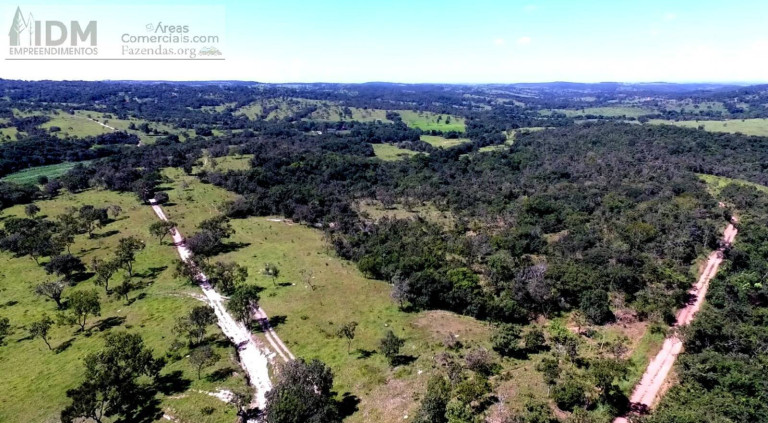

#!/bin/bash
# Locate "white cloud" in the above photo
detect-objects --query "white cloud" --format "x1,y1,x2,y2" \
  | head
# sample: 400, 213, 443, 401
662, 12, 677, 21
523, 4, 537, 12
516, 36, 532, 46
494, 38, 505, 46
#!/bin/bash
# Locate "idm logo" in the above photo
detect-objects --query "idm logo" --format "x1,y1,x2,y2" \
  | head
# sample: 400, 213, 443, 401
8, 6, 96, 47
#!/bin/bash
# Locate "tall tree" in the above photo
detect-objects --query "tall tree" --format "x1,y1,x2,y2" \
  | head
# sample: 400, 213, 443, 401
78, 205, 109, 238
68, 290, 101, 331
263, 262, 280, 287
91, 258, 118, 293
189, 345, 220, 379
114, 236, 144, 277
148, 220, 176, 244
206, 261, 248, 295
44, 254, 85, 280
379, 330, 405, 365
264, 359, 339, 423
35, 280, 67, 309
226, 285, 261, 327
174, 305, 216, 346
336, 321, 358, 353
29, 314, 54, 350
0, 316, 10, 345
61, 332, 164, 423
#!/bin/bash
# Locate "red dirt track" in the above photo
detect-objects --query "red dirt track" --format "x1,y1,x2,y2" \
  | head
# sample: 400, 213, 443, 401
613, 221, 738, 423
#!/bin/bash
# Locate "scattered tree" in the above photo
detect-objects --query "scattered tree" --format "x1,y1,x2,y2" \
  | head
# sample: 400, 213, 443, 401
44, 254, 85, 280
206, 261, 248, 295
263, 262, 280, 287
413, 375, 451, 423
35, 280, 67, 309
68, 290, 101, 331
114, 236, 144, 277
149, 220, 176, 244
174, 305, 216, 346
189, 345, 220, 379
113, 278, 134, 303
226, 285, 261, 327
61, 332, 164, 423
263, 358, 339, 423
336, 321, 358, 353
0, 316, 10, 345
78, 205, 109, 238
29, 314, 54, 350
492, 324, 523, 357
24, 203, 40, 217
379, 330, 405, 365
91, 258, 118, 293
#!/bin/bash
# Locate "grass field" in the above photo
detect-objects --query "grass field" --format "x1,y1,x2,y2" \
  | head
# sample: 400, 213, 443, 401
0, 126, 19, 141
371, 143, 423, 161
39, 111, 115, 138
697, 173, 768, 196
0, 188, 248, 423
310, 105, 391, 123
544, 106, 654, 118
195, 154, 254, 173
420, 135, 470, 148
395, 110, 466, 132
158, 170, 497, 422
661, 100, 727, 115
649, 118, 768, 137
1, 161, 93, 185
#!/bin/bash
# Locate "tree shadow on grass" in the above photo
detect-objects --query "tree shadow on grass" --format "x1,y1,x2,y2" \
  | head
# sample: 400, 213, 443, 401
55, 337, 76, 354
136, 266, 167, 279
391, 354, 418, 366
215, 241, 251, 255
205, 366, 236, 382
336, 392, 361, 419
93, 230, 120, 239
69, 271, 95, 285
266, 314, 287, 329
355, 349, 375, 359
90, 316, 126, 332
155, 370, 192, 395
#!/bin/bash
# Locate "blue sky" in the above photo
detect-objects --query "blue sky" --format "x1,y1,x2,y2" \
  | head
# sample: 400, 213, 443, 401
3, 0, 768, 83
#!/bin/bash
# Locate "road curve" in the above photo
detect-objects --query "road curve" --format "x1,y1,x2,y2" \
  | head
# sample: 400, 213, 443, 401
614, 221, 738, 422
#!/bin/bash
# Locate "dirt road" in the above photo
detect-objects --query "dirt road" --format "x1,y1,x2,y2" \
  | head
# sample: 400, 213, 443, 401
614, 221, 738, 422
149, 200, 294, 409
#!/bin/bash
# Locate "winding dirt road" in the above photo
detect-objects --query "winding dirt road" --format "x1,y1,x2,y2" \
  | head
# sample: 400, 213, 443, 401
614, 220, 738, 422
149, 200, 295, 409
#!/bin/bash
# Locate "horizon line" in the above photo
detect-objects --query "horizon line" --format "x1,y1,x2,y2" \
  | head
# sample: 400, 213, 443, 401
0, 78, 765, 86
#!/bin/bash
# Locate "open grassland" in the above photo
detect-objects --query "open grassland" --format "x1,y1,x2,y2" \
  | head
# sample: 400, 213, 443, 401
195, 153, 254, 173
4, 109, 186, 144
697, 173, 768, 196
158, 170, 497, 422
544, 106, 654, 118
420, 135, 470, 148
235, 98, 324, 121
372, 143, 423, 161
39, 111, 115, 138
661, 100, 727, 115
310, 105, 391, 122
395, 110, 466, 132
1, 161, 93, 185
357, 200, 455, 229
0, 188, 248, 423
649, 118, 768, 137
72, 110, 186, 144
0, 126, 19, 141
